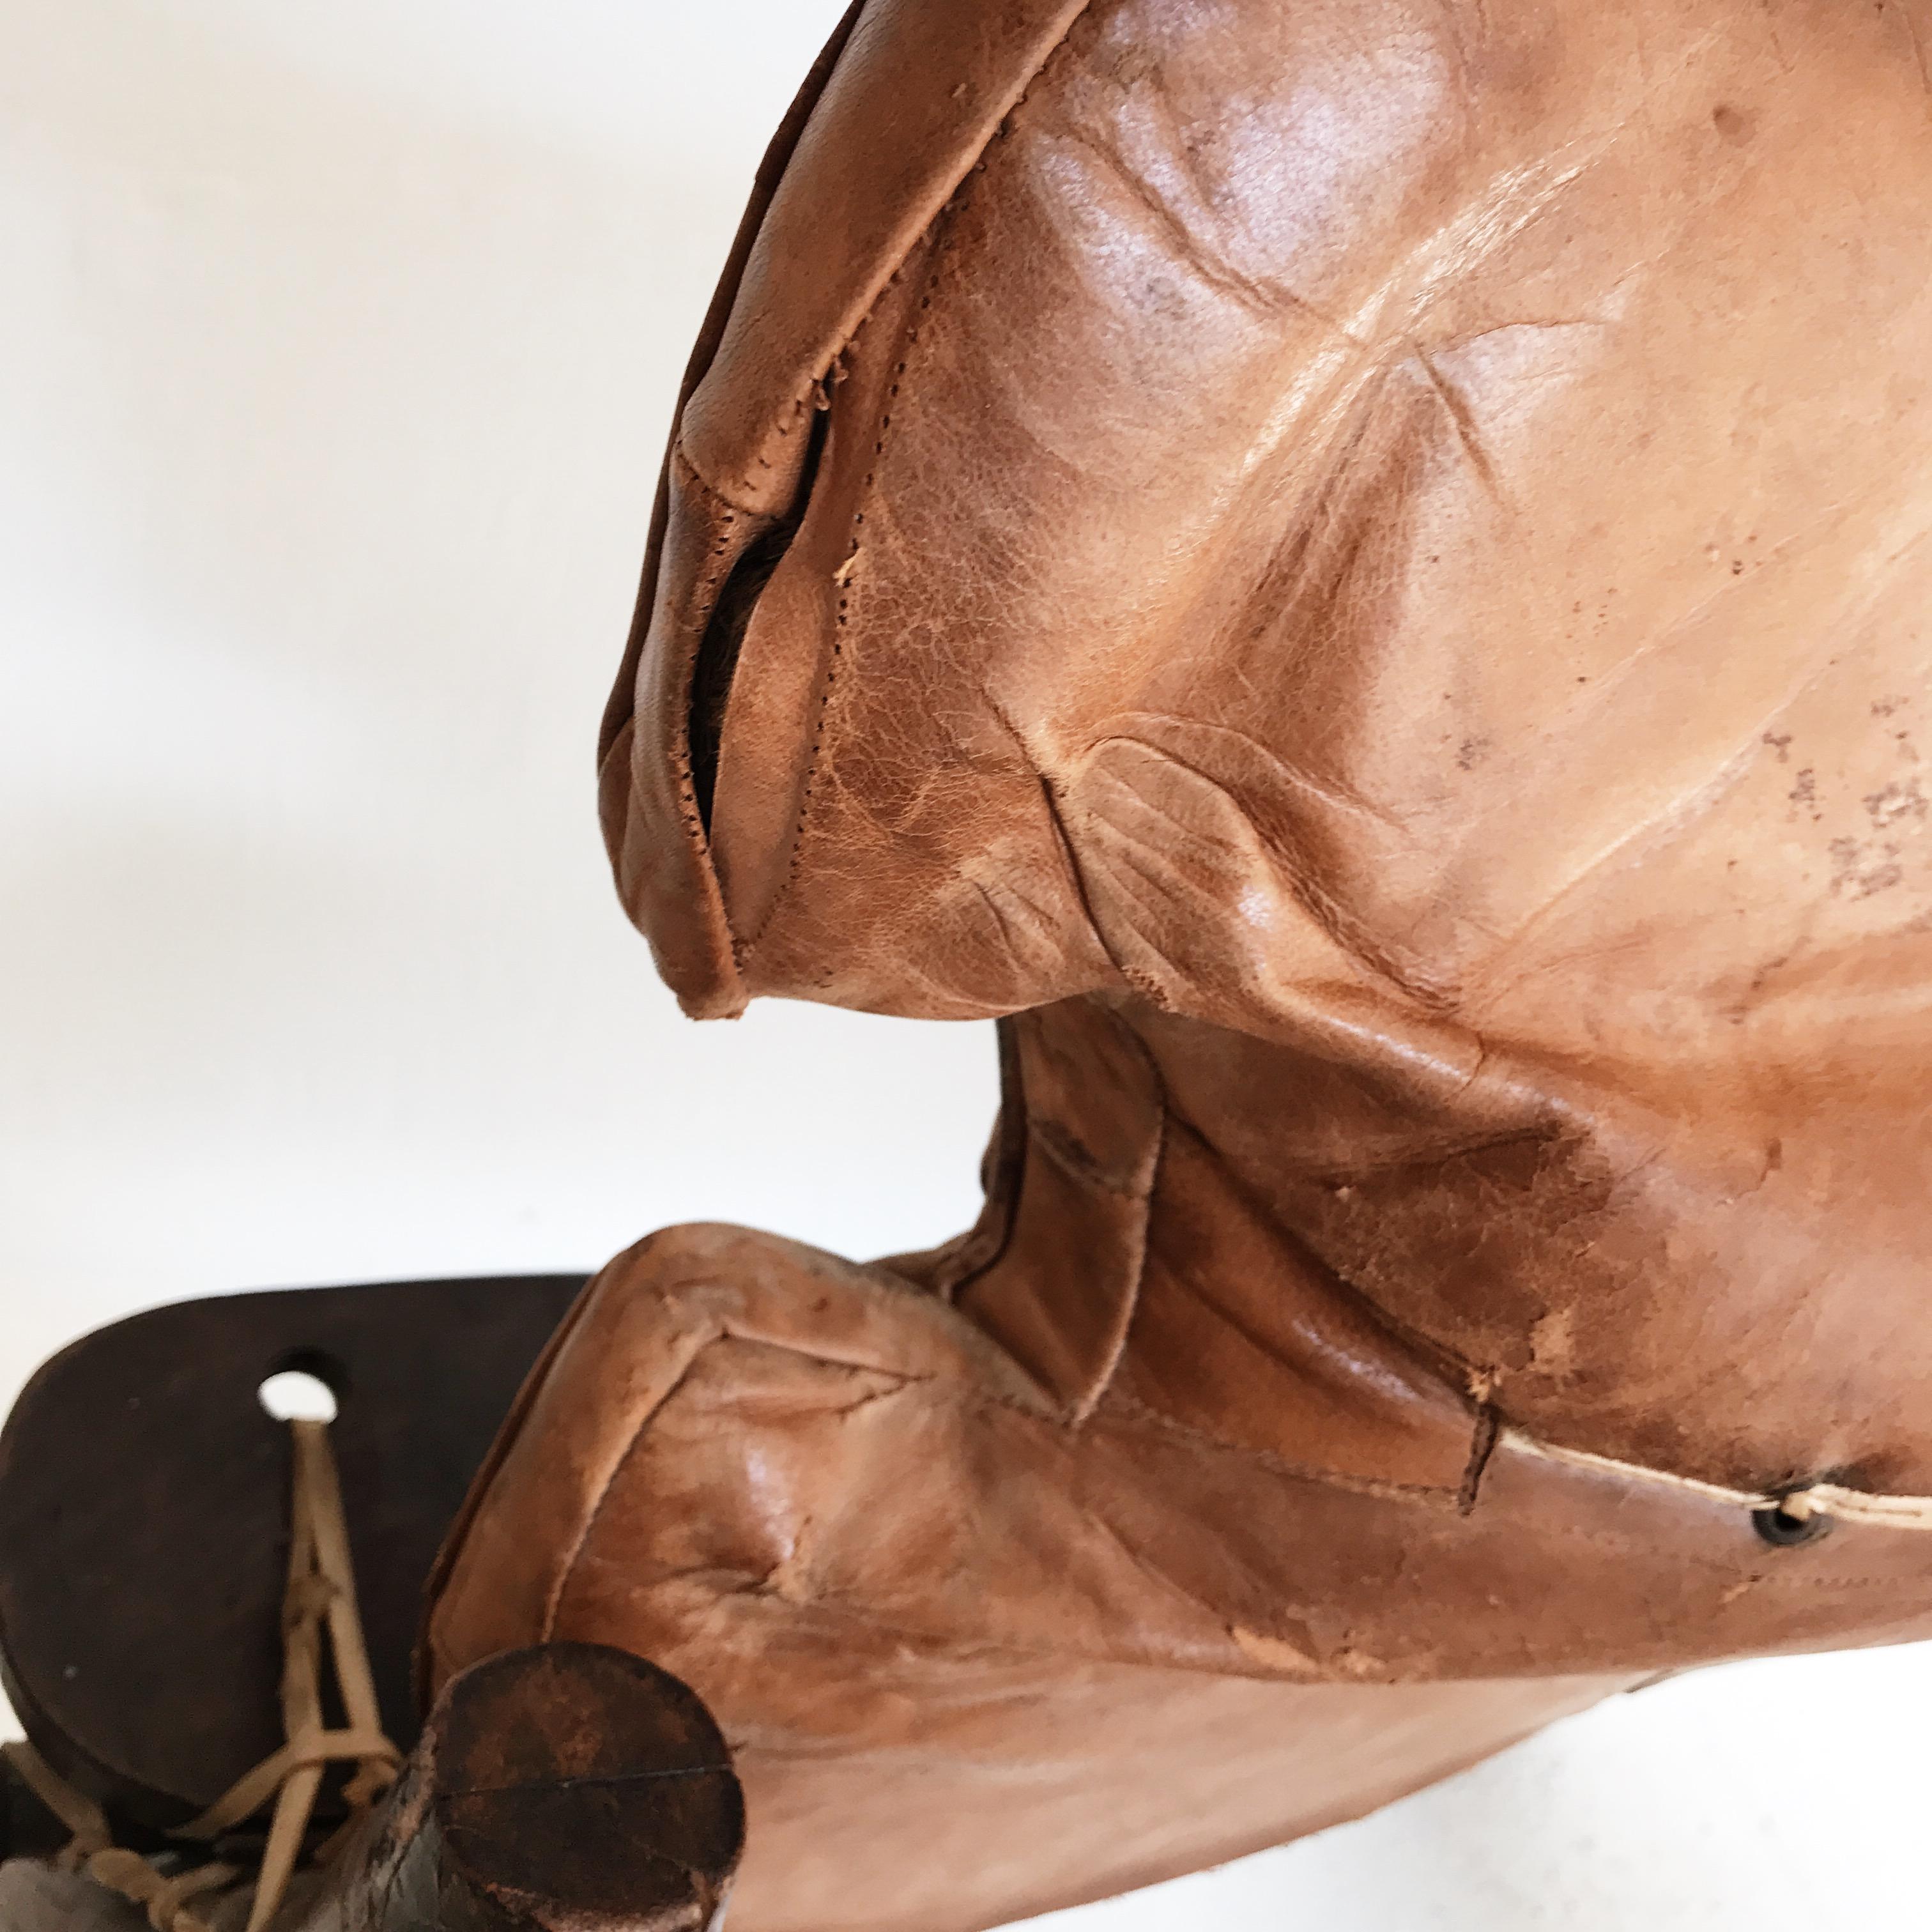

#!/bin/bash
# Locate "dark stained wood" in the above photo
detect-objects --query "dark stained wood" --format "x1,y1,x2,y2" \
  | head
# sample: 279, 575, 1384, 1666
364, 1644, 744, 1932
0, 1754, 73, 1862
0, 1275, 586, 1844
0, 1646, 743, 1932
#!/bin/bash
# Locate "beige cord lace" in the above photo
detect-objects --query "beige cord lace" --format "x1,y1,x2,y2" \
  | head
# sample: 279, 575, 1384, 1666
3, 1417, 402, 1932
1499, 1425, 1932, 1530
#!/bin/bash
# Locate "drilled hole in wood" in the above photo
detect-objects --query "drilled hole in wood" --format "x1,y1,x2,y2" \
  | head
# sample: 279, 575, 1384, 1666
259, 1350, 346, 1423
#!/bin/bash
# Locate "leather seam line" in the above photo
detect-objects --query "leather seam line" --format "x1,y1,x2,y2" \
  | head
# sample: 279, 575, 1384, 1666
1029, 1116, 1152, 1199
553, 1312, 1461, 1511
556, 1273, 1932, 1545
1499, 1427, 1932, 1532
536, 1318, 1908, 1676
650, 1278, 1455, 1495
1092, 1388, 1897, 1581
931, 1019, 1031, 1305
1098, 1390, 1462, 1509
673, 440, 778, 523
734, 8, 1096, 960
659, 451, 758, 919
719, 0, 1101, 507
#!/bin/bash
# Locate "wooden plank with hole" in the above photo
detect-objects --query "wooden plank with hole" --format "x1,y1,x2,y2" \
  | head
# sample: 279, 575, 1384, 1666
0, 1275, 586, 1839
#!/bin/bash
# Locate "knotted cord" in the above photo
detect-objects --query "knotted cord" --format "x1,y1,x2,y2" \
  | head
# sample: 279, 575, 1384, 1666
3, 1414, 402, 1932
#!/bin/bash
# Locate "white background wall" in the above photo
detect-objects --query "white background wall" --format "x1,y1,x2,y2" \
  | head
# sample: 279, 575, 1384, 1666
1, 4, 1925, 1925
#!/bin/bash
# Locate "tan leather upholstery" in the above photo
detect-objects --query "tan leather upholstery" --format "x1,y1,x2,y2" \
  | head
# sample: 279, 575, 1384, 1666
428, 2, 1932, 1926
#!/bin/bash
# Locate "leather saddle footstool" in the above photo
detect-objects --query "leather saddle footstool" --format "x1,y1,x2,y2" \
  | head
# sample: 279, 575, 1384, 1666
8, 1, 1932, 1928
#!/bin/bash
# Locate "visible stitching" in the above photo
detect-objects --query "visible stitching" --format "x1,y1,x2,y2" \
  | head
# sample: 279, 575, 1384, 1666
746, 395, 811, 489
665, 448, 755, 862
1092, 1391, 1842, 1584
735, 263, 924, 953
536, 1315, 1920, 1677
1100, 1389, 1464, 1508
1500, 1427, 1932, 1533
736, 13, 1094, 955
728, 0, 1100, 502
674, 441, 763, 518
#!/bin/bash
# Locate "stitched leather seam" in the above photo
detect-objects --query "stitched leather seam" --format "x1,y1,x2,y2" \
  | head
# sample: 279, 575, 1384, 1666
672, 441, 768, 520
661, 448, 759, 873
538, 1321, 1908, 1673
1095, 1389, 1892, 1583
726, 0, 1101, 507
1067, 1108, 1160, 1428
931, 1019, 1031, 1305
1099, 1389, 1462, 1508
606, 1276, 1922, 1563
1030, 1116, 1150, 1199
737, 8, 1097, 958
668, 1269, 1462, 1498
735, 271, 931, 952
668, 438, 780, 525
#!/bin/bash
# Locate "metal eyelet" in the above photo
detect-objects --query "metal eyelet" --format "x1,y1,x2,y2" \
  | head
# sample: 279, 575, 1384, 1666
1752, 1495, 1832, 1547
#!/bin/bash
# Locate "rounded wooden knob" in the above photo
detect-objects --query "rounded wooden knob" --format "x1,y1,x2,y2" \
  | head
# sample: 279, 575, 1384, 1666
372, 1643, 744, 1932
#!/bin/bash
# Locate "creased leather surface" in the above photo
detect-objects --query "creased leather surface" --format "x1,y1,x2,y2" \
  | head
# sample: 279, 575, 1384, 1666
439, 2, 1932, 1928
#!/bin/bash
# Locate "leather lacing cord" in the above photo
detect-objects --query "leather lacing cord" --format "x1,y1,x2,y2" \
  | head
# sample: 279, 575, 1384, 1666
1500, 1425, 1932, 1544
3, 1417, 402, 1932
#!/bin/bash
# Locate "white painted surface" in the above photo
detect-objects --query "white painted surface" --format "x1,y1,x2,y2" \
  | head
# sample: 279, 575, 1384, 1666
1, 4, 1924, 1924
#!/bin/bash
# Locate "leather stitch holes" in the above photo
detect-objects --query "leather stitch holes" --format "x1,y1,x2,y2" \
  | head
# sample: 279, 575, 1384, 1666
762, 297, 931, 944
746, 34, 1088, 948
671, 449, 745, 854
